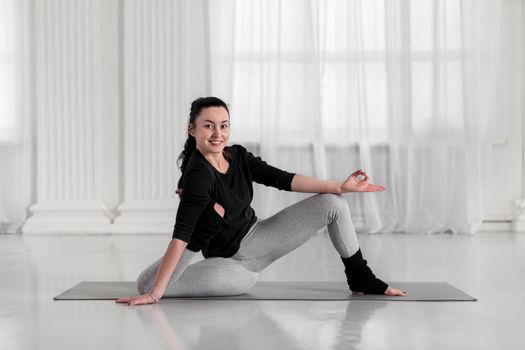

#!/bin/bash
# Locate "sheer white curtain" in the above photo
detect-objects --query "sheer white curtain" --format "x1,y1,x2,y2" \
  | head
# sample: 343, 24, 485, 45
207, 0, 501, 234
0, 0, 33, 234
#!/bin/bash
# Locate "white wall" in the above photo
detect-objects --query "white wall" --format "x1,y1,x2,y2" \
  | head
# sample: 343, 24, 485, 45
22, 0, 524, 234
482, 0, 523, 228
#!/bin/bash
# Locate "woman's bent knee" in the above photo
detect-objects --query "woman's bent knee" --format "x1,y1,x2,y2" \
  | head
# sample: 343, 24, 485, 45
136, 267, 155, 294
238, 271, 259, 293
162, 259, 259, 297
136, 273, 148, 294
316, 193, 348, 210
203, 263, 259, 296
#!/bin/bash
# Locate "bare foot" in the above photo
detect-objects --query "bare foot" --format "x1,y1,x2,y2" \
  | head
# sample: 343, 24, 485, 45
352, 287, 407, 296
384, 287, 407, 296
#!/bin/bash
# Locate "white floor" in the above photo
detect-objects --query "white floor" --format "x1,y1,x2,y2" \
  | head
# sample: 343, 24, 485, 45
1, 231, 524, 350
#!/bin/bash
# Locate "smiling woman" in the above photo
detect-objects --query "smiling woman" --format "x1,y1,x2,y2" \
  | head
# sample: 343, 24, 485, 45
176, 97, 233, 183
116, 96, 407, 306
188, 105, 231, 172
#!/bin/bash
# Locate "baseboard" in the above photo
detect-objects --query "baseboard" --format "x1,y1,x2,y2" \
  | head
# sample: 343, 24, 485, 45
477, 221, 511, 232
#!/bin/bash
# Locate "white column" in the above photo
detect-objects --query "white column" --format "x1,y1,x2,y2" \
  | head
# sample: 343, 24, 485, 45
511, 0, 525, 232
113, 0, 208, 233
23, 0, 118, 234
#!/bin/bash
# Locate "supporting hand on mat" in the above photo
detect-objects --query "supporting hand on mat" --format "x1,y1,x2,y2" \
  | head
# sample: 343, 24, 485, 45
116, 291, 161, 306
341, 170, 385, 193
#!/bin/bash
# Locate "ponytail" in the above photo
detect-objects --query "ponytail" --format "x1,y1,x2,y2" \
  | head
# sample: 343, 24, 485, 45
176, 135, 196, 189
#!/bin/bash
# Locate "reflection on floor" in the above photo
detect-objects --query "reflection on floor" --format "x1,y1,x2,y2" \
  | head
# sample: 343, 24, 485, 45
0, 232, 524, 350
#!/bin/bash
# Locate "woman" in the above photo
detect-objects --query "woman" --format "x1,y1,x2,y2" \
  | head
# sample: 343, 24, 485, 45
117, 97, 407, 306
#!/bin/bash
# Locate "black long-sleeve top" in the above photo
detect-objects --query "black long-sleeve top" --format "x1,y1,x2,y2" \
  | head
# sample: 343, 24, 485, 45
172, 144, 296, 258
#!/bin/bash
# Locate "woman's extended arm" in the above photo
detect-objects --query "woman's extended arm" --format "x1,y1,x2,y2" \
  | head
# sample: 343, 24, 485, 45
291, 170, 385, 194
291, 174, 343, 194
149, 238, 188, 298
116, 238, 188, 305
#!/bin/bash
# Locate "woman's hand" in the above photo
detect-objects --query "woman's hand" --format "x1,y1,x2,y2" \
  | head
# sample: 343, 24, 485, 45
116, 292, 160, 306
341, 169, 385, 193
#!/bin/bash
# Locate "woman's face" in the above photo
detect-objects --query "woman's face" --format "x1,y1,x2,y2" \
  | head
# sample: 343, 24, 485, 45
189, 106, 230, 156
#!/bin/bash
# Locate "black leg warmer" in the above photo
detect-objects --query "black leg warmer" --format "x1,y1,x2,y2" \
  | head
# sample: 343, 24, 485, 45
340, 249, 388, 295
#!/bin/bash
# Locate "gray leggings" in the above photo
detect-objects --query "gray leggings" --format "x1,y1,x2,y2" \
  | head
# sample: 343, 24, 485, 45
137, 193, 360, 297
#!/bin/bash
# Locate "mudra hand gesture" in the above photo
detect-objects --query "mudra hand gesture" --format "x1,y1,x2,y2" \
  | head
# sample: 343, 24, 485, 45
341, 169, 385, 193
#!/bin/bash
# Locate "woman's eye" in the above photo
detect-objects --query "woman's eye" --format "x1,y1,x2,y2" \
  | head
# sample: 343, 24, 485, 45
221, 125, 229, 129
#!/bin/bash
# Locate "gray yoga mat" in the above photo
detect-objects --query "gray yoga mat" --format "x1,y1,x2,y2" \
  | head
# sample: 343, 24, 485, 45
54, 281, 477, 301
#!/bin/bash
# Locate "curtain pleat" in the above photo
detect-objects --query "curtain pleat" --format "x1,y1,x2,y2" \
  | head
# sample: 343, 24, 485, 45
207, 0, 502, 234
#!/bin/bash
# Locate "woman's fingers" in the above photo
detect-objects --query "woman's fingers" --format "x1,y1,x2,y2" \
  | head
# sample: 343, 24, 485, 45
351, 169, 365, 178
368, 184, 385, 192
355, 183, 385, 192
350, 170, 363, 179
345, 170, 387, 193
115, 296, 138, 303
128, 297, 147, 306
351, 169, 369, 182
115, 294, 155, 305
128, 294, 157, 305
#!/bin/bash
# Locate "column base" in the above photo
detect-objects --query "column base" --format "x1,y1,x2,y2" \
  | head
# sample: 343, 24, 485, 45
112, 199, 177, 234
511, 199, 525, 232
22, 200, 113, 234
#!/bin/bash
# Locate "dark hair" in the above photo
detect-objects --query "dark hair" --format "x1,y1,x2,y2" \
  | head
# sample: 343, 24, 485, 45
176, 97, 231, 191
